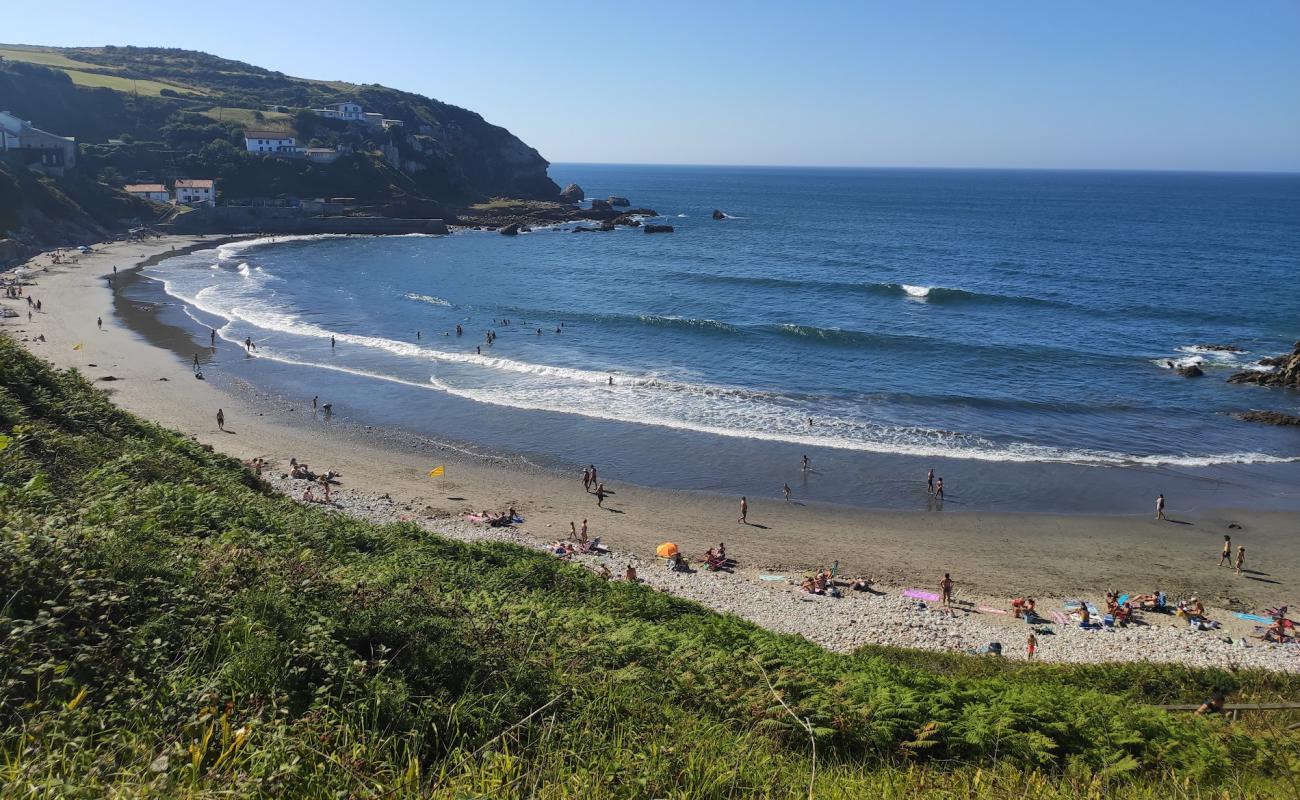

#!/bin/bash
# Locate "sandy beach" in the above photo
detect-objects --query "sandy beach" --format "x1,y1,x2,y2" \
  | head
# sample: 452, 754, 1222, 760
4, 234, 1299, 671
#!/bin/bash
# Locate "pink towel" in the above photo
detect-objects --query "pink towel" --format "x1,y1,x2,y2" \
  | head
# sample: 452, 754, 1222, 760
1049, 611, 1069, 625
903, 589, 940, 602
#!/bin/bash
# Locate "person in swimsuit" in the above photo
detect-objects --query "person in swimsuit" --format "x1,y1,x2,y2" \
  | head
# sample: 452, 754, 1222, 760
934, 478, 944, 501
1218, 535, 1232, 566
216, 408, 225, 431
1195, 693, 1226, 716
940, 573, 954, 608
783, 483, 791, 502
927, 468, 935, 494
1026, 633, 1037, 660
1156, 494, 1166, 520
1235, 546, 1246, 575
738, 496, 748, 524
801, 454, 810, 471
595, 484, 606, 507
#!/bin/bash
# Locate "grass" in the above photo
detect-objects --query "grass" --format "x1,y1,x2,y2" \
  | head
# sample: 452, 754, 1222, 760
199, 106, 292, 127
0, 44, 205, 96
1, 333, 1299, 798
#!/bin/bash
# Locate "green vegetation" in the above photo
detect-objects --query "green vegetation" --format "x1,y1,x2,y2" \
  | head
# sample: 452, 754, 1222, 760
1, 336, 1299, 798
0, 45, 206, 96
198, 106, 292, 128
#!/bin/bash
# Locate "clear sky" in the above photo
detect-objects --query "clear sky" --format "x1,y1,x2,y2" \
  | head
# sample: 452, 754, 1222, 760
5, 1, 1299, 171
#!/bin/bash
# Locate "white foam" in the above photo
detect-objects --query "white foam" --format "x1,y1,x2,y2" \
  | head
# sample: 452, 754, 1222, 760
901, 284, 932, 299
404, 292, 451, 307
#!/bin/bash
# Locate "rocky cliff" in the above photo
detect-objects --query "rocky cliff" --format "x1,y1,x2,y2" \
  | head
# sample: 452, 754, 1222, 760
1228, 342, 1300, 390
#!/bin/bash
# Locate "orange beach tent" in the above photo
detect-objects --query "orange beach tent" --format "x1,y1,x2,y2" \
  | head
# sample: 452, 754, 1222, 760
655, 542, 679, 558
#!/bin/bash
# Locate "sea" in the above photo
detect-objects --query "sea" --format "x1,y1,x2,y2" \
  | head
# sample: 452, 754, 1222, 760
131, 165, 1300, 512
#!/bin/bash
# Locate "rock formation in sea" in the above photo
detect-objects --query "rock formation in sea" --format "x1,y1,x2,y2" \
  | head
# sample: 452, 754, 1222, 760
1176, 364, 1204, 378
712, 209, 726, 220
644, 224, 674, 234
589, 198, 613, 212
1228, 341, 1300, 389
559, 183, 584, 204
608, 196, 630, 207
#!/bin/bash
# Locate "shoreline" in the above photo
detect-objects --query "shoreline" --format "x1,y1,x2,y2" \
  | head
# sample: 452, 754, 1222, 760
4, 234, 1299, 671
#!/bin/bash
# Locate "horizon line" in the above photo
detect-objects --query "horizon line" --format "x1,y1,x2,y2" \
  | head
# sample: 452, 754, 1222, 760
548, 161, 1300, 176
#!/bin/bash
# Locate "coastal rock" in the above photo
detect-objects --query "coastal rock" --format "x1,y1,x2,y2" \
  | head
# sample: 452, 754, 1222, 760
559, 183, 584, 204
644, 224, 674, 234
598, 222, 616, 232
589, 199, 613, 212
1228, 341, 1300, 389
612, 214, 642, 227
623, 208, 659, 217
1197, 344, 1245, 353
608, 196, 630, 207
1176, 364, 1204, 378
499, 223, 520, 236
712, 209, 726, 220
1235, 410, 1300, 426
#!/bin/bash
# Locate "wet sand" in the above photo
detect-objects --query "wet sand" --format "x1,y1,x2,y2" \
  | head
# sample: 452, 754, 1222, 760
4, 236, 1299, 668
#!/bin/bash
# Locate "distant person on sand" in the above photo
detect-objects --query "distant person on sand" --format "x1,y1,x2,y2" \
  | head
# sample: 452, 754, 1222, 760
331, 335, 336, 349
569, 521, 577, 539
582, 467, 591, 492
934, 478, 944, 501
580, 519, 588, 541
1235, 546, 1246, 575
783, 482, 791, 502
624, 564, 637, 582
1156, 493, 1166, 520
210, 328, 216, 347
738, 496, 748, 524
312, 396, 318, 411
801, 454, 810, 471
927, 468, 935, 494
940, 573, 954, 608
595, 483, 606, 507
1026, 632, 1037, 660
216, 408, 225, 431
1218, 535, 1232, 566
589, 465, 598, 487
97, 316, 102, 330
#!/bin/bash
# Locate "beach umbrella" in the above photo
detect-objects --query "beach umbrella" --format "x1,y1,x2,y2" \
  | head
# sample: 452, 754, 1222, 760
656, 542, 679, 558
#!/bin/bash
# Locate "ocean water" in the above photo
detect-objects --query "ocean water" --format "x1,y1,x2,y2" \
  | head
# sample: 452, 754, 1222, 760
139, 165, 1300, 509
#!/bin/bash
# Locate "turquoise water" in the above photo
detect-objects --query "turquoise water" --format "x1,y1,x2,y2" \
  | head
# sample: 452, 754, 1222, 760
139, 165, 1300, 509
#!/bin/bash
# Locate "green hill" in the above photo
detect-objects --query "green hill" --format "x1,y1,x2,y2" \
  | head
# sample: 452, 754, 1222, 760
0, 44, 559, 209
2, 336, 1299, 798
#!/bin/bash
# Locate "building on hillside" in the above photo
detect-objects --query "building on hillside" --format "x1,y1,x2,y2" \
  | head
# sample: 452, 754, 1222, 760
362, 112, 384, 127
0, 110, 77, 176
304, 147, 341, 164
244, 130, 298, 155
123, 183, 169, 202
313, 101, 364, 122
174, 179, 216, 206
381, 118, 405, 131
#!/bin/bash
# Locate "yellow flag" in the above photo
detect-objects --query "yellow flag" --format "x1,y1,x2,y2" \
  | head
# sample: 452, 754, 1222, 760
72, 342, 83, 351
428, 466, 445, 478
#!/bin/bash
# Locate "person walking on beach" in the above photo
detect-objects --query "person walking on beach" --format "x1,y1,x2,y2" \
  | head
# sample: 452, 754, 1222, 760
97, 316, 102, 330
1235, 546, 1246, 575
580, 519, 588, 541
1156, 493, 1166, 521
1026, 632, 1037, 660
783, 482, 791, 502
927, 468, 935, 494
193, 353, 200, 370
210, 328, 216, 347
738, 496, 748, 524
569, 521, 577, 539
940, 573, 954, 609
582, 467, 591, 493
801, 454, 810, 472
595, 484, 606, 507
216, 408, 225, 431
1219, 535, 1232, 567
934, 478, 944, 501
589, 465, 598, 488
312, 396, 318, 411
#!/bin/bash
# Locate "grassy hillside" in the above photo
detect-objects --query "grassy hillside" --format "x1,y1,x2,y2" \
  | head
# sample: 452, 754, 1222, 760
0, 43, 558, 202
1, 334, 1298, 798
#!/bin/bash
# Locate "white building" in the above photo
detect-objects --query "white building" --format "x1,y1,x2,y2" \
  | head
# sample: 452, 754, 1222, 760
313, 102, 364, 122
123, 183, 169, 202
244, 130, 298, 154
174, 179, 216, 206
0, 109, 77, 176
381, 118, 405, 131
362, 112, 384, 127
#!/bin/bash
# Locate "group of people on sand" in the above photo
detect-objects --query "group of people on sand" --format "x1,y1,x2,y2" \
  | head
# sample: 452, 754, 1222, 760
800, 565, 839, 596
480, 506, 520, 527
580, 465, 609, 507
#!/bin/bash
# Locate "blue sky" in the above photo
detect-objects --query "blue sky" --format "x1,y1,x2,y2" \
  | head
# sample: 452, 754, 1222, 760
6, 1, 1299, 171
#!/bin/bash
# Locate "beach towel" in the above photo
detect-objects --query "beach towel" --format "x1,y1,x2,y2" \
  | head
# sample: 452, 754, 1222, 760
1117, 594, 1130, 606
510, 514, 525, 524
759, 575, 786, 581
465, 513, 485, 523
903, 589, 940, 602
1049, 611, 1069, 625
1235, 612, 1274, 623
1062, 599, 1082, 611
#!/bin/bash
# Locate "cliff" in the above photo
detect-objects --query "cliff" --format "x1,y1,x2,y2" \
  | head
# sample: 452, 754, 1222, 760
1228, 342, 1300, 390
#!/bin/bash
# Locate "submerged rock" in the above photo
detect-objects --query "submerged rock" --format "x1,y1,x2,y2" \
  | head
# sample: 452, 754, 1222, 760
644, 224, 674, 234
1236, 410, 1300, 426
589, 198, 612, 212
559, 183, 584, 204
608, 196, 630, 207
498, 223, 520, 236
1196, 344, 1245, 352
712, 209, 726, 220
1176, 364, 1204, 378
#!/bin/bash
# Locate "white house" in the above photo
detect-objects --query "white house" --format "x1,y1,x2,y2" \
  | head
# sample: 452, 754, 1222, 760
362, 112, 384, 127
381, 118, 405, 131
0, 109, 77, 176
244, 130, 298, 154
313, 101, 363, 122
174, 179, 216, 206
123, 183, 169, 202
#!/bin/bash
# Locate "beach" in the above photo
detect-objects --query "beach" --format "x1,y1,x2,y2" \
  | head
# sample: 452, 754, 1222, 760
4, 234, 1299, 671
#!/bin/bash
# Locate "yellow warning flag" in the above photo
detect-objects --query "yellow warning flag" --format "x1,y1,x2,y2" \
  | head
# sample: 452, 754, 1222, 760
428, 466, 445, 478
72, 342, 83, 351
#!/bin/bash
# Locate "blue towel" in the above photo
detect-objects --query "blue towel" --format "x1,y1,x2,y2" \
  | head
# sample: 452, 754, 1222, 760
1235, 612, 1274, 623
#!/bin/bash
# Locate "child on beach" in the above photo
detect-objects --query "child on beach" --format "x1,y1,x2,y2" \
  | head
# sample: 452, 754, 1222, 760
1235, 546, 1246, 575
940, 573, 954, 608
1026, 633, 1037, 660
1156, 493, 1166, 520
1219, 535, 1232, 566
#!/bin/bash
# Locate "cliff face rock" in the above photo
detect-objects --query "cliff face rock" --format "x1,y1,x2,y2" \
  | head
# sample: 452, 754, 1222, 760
559, 183, 584, 204
1228, 342, 1300, 390
1236, 410, 1300, 426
